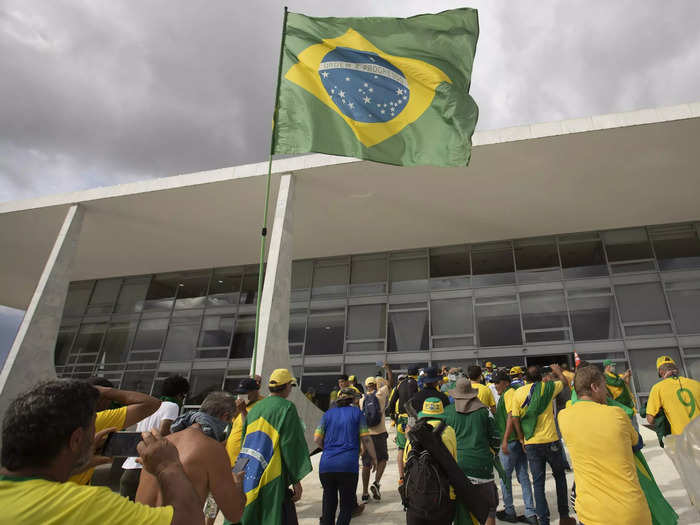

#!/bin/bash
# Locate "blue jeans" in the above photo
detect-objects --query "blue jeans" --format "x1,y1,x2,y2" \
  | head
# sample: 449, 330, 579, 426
525, 440, 569, 525
499, 441, 536, 518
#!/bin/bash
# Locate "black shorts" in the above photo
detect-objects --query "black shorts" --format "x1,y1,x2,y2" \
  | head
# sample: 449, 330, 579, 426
362, 432, 389, 466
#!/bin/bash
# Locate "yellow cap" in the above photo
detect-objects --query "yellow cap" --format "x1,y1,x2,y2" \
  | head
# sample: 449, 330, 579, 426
509, 366, 523, 376
268, 368, 297, 387
656, 356, 676, 369
348, 375, 357, 382
485, 362, 494, 368
364, 376, 377, 387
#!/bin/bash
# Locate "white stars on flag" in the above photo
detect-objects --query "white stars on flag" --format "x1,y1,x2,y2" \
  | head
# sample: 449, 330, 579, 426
363, 96, 371, 104
322, 72, 329, 78
397, 88, 404, 95
348, 102, 355, 109
345, 77, 350, 81
338, 90, 345, 98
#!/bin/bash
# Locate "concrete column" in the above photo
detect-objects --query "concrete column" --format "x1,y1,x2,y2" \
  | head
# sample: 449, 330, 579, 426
253, 174, 323, 450
0, 204, 85, 423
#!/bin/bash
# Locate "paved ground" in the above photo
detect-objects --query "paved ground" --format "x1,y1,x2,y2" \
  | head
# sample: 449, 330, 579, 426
217, 419, 699, 524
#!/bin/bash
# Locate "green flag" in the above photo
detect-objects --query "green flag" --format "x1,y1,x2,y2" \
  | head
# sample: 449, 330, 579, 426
273, 8, 479, 167
228, 396, 312, 525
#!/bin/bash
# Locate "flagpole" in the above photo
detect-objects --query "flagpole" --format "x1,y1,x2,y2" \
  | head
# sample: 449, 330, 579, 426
250, 6, 289, 377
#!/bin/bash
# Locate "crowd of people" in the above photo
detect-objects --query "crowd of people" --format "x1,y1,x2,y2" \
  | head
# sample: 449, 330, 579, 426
0, 354, 698, 525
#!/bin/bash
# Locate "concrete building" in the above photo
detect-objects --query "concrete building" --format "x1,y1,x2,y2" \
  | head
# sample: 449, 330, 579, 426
2, 102, 700, 426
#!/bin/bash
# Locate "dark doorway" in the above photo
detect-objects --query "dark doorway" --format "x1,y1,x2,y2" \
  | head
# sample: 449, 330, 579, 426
525, 354, 572, 369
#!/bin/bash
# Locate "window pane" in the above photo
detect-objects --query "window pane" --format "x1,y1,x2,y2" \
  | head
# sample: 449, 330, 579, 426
305, 310, 345, 355
525, 330, 569, 343
431, 297, 473, 336
175, 271, 210, 309
289, 311, 307, 344
388, 310, 428, 351
162, 315, 200, 361
430, 246, 469, 278
187, 370, 224, 405
603, 228, 653, 262
667, 285, 700, 334
73, 323, 106, 356
300, 375, 337, 411
347, 304, 386, 340
144, 274, 179, 311
64, 281, 93, 317
628, 348, 682, 393
685, 356, 700, 381
390, 256, 428, 294
239, 268, 261, 305
86, 279, 121, 314
569, 295, 621, 340
476, 301, 522, 347
54, 327, 77, 365
115, 278, 149, 314
471, 243, 515, 286
199, 315, 235, 347
121, 371, 155, 394
610, 261, 656, 273
651, 225, 700, 271
433, 336, 473, 348
312, 261, 348, 299
347, 341, 385, 352
559, 238, 607, 278
100, 322, 137, 363
230, 315, 255, 358
132, 319, 168, 351
520, 291, 569, 330
208, 267, 242, 306
350, 255, 386, 295
625, 324, 673, 336
616, 282, 669, 323
292, 261, 313, 289
515, 238, 558, 269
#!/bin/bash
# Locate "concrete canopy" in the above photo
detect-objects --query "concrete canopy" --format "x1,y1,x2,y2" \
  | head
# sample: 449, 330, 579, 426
1, 102, 699, 310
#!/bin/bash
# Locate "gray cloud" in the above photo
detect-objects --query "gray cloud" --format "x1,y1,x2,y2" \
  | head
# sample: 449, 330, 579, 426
0, 0, 699, 202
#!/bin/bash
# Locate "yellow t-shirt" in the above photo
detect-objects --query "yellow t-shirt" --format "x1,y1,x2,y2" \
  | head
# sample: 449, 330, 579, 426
0, 476, 173, 524
69, 407, 128, 485
646, 376, 700, 435
605, 372, 637, 413
470, 381, 496, 408
403, 419, 457, 499
225, 398, 263, 466
502, 387, 517, 414
558, 401, 651, 525
511, 381, 564, 445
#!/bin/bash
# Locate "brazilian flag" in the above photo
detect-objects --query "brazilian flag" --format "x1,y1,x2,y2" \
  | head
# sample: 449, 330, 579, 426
228, 395, 312, 525
273, 8, 479, 167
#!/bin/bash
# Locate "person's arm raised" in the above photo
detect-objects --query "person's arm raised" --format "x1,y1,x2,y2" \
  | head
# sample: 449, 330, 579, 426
137, 430, 204, 525
94, 385, 161, 428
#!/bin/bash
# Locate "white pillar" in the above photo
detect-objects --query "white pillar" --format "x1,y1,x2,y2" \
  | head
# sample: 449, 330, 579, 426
0, 204, 84, 424
253, 174, 323, 450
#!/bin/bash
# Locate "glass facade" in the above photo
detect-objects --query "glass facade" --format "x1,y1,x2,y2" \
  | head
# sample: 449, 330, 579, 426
55, 221, 700, 406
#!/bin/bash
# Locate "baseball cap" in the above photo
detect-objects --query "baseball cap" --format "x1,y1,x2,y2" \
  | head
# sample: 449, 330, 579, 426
485, 361, 494, 368
337, 374, 349, 381
656, 355, 676, 369
509, 366, 524, 376
337, 387, 362, 401
233, 377, 260, 394
418, 397, 446, 420
364, 376, 377, 387
602, 359, 615, 367
268, 368, 297, 388
348, 375, 357, 382
422, 366, 441, 382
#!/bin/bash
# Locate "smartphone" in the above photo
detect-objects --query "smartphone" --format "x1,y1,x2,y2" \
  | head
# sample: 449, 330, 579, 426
102, 431, 143, 457
232, 455, 250, 473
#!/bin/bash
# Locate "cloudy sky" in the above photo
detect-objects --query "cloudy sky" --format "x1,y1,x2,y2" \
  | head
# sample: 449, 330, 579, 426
1, 1, 699, 351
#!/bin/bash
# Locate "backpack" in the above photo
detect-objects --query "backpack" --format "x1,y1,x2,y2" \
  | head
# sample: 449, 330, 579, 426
363, 392, 382, 427
401, 420, 452, 521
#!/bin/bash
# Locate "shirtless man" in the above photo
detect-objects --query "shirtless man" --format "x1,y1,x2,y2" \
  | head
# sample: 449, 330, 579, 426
136, 392, 246, 523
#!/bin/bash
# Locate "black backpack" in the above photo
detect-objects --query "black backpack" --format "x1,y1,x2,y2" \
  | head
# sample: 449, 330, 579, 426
362, 392, 382, 427
401, 420, 452, 520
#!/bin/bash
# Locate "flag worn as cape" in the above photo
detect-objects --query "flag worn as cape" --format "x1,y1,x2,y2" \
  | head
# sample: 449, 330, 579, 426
495, 385, 517, 443
519, 382, 556, 440
605, 372, 635, 410
273, 8, 479, 167
230, 395, 312, 525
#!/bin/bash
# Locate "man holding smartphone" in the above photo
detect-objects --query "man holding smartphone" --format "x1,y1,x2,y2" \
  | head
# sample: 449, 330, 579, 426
0, 379, 205, 525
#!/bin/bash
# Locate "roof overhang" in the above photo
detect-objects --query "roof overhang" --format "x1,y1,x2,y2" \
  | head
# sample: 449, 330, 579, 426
1, 102, 699, 310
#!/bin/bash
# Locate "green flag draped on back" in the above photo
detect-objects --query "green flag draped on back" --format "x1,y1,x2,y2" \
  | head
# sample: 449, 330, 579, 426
605, 372, 634, 410
495, 385, 517, 443
273, 8, 479, 167
519, 381, 556, 440
228, 396, 312, 525
570, 392, 678, 525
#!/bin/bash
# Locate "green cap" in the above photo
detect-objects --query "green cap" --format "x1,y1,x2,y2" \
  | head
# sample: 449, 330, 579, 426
603, 359, 614, 367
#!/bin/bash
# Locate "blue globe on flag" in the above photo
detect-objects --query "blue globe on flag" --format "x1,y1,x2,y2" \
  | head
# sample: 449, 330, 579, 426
318, 47, 410, 123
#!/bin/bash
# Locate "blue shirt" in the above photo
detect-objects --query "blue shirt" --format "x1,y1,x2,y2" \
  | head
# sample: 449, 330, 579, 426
315, 405, 369, 473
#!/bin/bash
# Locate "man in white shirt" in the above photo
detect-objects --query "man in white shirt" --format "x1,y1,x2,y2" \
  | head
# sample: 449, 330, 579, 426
120, 375, 189, 500
359, 375, 389, 502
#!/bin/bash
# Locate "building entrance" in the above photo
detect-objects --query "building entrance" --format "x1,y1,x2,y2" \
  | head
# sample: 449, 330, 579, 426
525, 353, 572, 369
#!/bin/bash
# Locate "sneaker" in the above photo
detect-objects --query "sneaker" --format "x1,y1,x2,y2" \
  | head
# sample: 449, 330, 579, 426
370, 481, 381, 500
496, 510, 518, 523
361, 494, 370, 503
351, 504, 365, 517
520, 516, 539, 525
